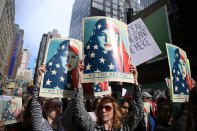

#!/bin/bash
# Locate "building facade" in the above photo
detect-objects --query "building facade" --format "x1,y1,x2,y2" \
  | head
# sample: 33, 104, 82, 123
69, 0, 131, 41
0, 0, 15, 81
128, 0, 144, 16
140, 0, 158, 8
33, 29, 61, 83
6, 27, 24, 80
18, 49, 30, 69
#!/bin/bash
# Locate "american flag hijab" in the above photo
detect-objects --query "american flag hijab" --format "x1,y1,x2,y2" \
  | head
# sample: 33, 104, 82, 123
2, 100, 21, 121
172, 48, 192, 94
43, 40, 80, 91
84, 18, 131, 74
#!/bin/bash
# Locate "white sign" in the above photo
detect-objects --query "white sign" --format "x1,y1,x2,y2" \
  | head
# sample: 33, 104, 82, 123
122, 88, 127, 97
127, 18, 162, 66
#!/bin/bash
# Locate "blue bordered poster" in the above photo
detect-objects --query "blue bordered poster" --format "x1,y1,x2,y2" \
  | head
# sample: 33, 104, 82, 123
40, 38, 82, 98
166, 43, 192, 102
82, 16, 134, 83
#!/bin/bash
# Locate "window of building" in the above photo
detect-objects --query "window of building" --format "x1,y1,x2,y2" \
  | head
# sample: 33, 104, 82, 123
105, 6, 110, 13
92, 1, 103, 10
105, 1, 110, 7
113, 0, 118, 4
113, 4, 118, 9
119, 1, 124, 6
113, 10, 117, 15
93, 0, 103, 4
106, 12, 111, 17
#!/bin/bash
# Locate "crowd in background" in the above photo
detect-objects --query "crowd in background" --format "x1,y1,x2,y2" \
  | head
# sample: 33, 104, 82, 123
0, 63, 196, 131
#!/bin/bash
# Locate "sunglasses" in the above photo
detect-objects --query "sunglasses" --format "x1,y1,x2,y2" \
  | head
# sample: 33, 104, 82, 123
99, 105, 113, 112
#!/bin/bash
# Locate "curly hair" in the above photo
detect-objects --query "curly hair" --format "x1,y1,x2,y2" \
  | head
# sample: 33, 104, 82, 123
95, 96, 123, 129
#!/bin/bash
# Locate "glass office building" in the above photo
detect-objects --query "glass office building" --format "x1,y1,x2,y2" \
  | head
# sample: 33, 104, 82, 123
140, 0, 158, 8
69, 0, 130, 41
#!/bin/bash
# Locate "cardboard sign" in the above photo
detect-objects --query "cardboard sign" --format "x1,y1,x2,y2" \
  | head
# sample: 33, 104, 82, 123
127, 18, 162, 66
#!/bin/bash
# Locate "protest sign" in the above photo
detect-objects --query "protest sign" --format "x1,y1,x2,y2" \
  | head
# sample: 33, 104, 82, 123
13, 88, 23, 97
82, 16, 133, 83
3, 88, 14, 96
127, 18, 162, 66
93, 82, 111, 98
166, 43, 192, 102
7, 82, 16, 89
39, 38, 82, 98
0, 96, 22, 125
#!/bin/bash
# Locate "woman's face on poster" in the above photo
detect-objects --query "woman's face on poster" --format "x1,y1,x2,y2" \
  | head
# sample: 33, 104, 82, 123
178, 58, 187, 78
60, 50, 78, 71
97, 27, 119, 51
67, 50, 79, 71
60, 52, 68, 71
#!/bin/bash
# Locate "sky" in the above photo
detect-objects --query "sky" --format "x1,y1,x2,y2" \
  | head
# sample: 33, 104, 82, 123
15, 0, 75, 74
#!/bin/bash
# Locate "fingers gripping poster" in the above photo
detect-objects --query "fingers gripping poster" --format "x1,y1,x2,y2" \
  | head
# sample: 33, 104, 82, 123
39, 38, 82, 98
166, 43, 192, 102
82, 16, 134, 83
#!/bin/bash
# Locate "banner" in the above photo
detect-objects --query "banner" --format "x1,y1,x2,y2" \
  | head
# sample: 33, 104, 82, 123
0, 96, 22, 125
166, 43, 192, 102
82, 16, 134, 83
39, 38, 82, 98
127, 18, 162, 66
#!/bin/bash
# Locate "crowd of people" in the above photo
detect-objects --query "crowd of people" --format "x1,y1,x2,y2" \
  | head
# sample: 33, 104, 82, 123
0, 61, 196, 131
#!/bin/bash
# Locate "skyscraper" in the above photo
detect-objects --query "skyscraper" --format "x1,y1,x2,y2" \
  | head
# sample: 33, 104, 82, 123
0, 0, 15, 81
5, 25, 24, 80
69, 0, 130, 41
16, 49, 32, 82
18, 49, 30, 69
33, 29, 61, 83
128, 0, 144, 16
140, 0, 158, 8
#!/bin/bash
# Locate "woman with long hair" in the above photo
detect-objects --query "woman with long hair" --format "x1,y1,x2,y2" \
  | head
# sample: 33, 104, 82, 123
75, 62, 143, 131
31, 39, 80, 131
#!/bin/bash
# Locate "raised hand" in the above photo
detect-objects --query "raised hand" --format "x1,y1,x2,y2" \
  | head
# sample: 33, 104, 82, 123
37, 63, 46, 84
129, 64, 138, 86
77, 60, 84, 88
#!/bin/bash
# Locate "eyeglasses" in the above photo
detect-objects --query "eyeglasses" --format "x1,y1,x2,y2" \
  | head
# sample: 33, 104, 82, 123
99, 105, 113, 112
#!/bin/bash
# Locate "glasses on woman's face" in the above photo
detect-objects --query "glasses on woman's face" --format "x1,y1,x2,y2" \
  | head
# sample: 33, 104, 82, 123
99, 105, 113, 112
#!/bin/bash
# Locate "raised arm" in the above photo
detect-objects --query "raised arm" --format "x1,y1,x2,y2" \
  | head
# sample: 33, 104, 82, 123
31, 64, 53, 131
74, 62, 96, 131
124, 64, 144, 130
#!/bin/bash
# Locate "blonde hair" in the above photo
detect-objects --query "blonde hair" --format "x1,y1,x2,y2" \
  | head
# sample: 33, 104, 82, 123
95, 96, 123, 129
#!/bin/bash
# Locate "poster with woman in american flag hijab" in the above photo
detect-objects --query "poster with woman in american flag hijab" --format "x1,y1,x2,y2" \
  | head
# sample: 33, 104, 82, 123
166, 43, 192, 102
82, 16, 134, 83
39, 38, 82, 98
